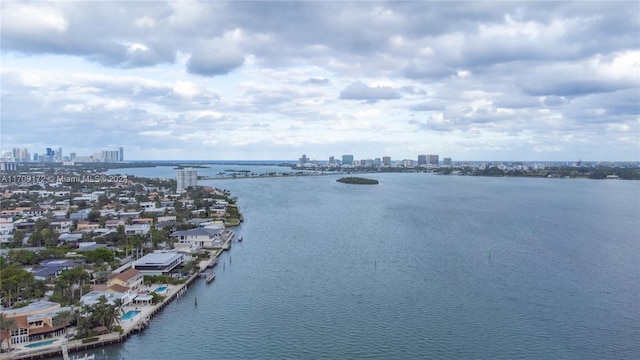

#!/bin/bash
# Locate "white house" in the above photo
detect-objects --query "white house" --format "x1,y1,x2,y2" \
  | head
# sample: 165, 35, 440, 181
0, 218, 14, 235
170, 227, 223, 248
125, 223, 150, 235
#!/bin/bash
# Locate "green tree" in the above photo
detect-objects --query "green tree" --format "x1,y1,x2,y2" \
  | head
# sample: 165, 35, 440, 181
41, 228, 59, 247
34, 218, 49, 232
0, 265, 35, 305
52, 310, 75, 330
83, 248, 114, 264
55, 268, 91, 304
28, 230, 44, 247
10, 230, 26, 248
87, 210, 101, 223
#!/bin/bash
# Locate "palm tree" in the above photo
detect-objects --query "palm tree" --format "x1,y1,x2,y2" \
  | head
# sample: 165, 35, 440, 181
0, 315, 18, 350
112, 298, 125, 317
52, 310, 75, 333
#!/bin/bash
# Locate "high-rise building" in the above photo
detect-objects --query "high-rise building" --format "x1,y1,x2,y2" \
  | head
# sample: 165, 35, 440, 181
418, 155, 427, 165
342, 155, 354, 166
329, 156, 335, 165
375, 158, 381, 167
101, 150, 120, 163
443, 158, 452, 166
298, 154, 308, 167
382, 156, 391, 166
177, 168, 198, 192
119, 147, 124, 162
427, 154, 439, 166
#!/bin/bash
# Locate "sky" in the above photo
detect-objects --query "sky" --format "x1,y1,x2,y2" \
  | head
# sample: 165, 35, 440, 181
1, 1, 639, 162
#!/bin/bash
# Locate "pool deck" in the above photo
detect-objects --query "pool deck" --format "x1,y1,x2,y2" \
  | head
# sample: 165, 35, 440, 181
4, 234, 235, 360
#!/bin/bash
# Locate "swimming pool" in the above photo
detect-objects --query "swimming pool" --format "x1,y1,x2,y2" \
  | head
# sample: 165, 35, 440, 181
154, 286, 167, 293
25, 339, 55, 348
121, 310, 141, 320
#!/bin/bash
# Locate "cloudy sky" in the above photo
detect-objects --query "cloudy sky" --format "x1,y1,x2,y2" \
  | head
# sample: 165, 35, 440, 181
1, 1, 638, 161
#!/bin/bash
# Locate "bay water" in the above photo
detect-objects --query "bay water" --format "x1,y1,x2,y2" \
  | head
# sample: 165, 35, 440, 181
87, 169, 640, 359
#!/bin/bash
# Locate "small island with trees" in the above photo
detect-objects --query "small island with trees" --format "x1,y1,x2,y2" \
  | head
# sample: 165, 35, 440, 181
336, 176, 379, 185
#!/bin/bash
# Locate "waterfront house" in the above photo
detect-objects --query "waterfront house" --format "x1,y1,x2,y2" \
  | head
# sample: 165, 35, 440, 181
170, 227, 223, 249
132, 252, 184, 276
0, 301, 68, 347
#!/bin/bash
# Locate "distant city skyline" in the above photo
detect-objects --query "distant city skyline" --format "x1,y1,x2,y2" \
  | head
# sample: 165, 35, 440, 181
1, 146, 124, 163
1, 2, 638, 161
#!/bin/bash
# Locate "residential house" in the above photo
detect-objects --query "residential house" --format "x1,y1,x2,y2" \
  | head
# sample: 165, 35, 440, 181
125, 223, 150, 235
50, 220, 72, 233
157, 216, 176, 224
69, 208, 92, 221
131, 218, 153, 225
104, 219, 125, 230
132, 252, 184, 276
0, 301, 68, 347
170, 227, 223, 249
0, 218, 13, 235
80, 291, 132, 307
76, 221, 100, 232
107, 268, 143, 291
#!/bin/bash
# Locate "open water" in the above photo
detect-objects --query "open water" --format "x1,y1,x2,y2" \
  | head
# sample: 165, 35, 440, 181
91, 169, 638, 359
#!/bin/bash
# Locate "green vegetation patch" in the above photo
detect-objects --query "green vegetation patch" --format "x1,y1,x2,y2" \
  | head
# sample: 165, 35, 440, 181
337, 177, 379, 185
81, 337, 99, 344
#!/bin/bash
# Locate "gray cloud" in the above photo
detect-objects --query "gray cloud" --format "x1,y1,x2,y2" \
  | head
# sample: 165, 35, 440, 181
304, 78, 330, 85
186, 41, 245, 76
403, 60, 457, 80
339, 81, 401, 103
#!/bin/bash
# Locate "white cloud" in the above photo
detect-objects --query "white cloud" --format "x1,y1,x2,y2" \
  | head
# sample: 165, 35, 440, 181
0, 2, 637, 161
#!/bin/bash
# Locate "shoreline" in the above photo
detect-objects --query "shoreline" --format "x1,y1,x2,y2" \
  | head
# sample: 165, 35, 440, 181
5, 234, 236, 360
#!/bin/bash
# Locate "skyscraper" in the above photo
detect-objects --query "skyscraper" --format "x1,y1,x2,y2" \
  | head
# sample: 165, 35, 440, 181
342, 155, 354, 166
177, 168, 198, 192
382, 156, 391, 166
418, 155, 427, 165
119, 147, 124, 162
427, 154, 439, 166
